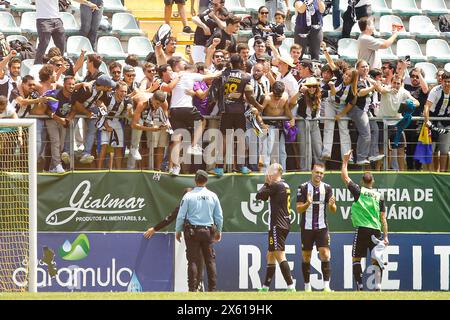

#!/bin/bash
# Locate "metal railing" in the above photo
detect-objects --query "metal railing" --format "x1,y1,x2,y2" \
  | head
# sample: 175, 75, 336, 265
28, 115, 450, 172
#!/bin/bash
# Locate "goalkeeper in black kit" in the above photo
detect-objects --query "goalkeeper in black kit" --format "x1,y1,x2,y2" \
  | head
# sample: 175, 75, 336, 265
256, 163, 296, 292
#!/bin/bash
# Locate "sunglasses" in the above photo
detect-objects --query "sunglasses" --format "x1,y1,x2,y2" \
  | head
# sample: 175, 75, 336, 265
125, 73, 136, 77
410, 75, 419, 79
260, 11, 269, 15
146, 69, 156, 73
214, 55, 224, 58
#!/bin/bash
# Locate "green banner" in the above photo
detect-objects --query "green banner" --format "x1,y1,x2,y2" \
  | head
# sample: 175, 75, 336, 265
37, 171, 450, 233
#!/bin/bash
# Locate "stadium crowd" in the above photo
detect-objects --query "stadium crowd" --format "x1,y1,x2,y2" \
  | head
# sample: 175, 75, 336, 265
0, 0, 450, 174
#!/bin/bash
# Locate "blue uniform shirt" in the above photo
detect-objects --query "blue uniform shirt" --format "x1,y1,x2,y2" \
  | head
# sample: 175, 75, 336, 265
175, 187, 223, 232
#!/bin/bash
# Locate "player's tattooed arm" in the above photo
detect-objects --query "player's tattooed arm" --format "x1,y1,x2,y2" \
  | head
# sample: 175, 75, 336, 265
341, 149, 353, 186
381, 211, 389, 245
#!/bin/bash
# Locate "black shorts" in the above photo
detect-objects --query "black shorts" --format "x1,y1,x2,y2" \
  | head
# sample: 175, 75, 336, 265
352, 227, 382, 258
164, 0, 185, 5
301, 228, 330, 251
169, 107, 203, 131
268, 226, 289, 252
220, 113, 246, 134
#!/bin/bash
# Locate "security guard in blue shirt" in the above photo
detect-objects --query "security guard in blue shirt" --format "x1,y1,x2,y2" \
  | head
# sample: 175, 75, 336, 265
176, 170, 223, 292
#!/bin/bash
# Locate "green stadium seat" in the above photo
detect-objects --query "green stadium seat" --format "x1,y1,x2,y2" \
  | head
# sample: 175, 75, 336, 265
337, 38, 358, 62
59, 12, 80, 36
445, 63, 450, 72
409, 16, 441, 39
396, 39, 427, 63
97, 36, 128, 60
0, 12, 21, 36
29, 63, 43, 79
10, 0, 35, 13
379, 15, 409, 38
426, 39, 450, 63
420, 0, 449, 16
247, 37, 255, 56
6, 34, 28, 44
371, 0, 392, 16
35, 37, 56, 54
244, 0, 265, 14
66, 36, 95, 58
350, 23, 361, 37
224, 0, 247, 14
379, 47, 398, 61
414, 62, 438, 84
103, 0, 128, 13
323, 14, 342, 38
20, 59, 34, 78
391, 0, 422, 16
127, 36, 154, 60
279, 37, 294, 57
20, 11, 37, 36
111, 12, 145, 37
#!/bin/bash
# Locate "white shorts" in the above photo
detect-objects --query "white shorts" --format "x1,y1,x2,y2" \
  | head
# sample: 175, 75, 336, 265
100, 120, 124, 148
148, 128, 169, 148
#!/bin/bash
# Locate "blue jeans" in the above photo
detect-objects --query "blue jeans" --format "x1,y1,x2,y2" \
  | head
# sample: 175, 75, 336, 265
262, 125, 287, 172
36, 119, 46, 158
80, 5, 104, 49
333, 0, 341, 29
348, 107, 371, 162
64, 118, 96, 156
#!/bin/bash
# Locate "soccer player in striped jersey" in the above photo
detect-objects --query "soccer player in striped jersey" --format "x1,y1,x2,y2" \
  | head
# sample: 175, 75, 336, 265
256, 163, 296, 292
296, 163, 336, 292
341, 149, 389, 291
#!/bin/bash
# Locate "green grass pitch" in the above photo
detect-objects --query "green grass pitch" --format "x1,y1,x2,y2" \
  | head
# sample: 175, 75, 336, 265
0, 291, 449, 300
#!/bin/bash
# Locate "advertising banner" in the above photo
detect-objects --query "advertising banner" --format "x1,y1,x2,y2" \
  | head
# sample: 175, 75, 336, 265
175, 233, 450, 292
38, 172, 450, 232
16, 233, 174, 292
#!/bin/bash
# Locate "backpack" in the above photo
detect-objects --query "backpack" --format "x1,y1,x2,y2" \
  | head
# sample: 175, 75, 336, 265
438, 15, 450, 32
59, 0, 71, 12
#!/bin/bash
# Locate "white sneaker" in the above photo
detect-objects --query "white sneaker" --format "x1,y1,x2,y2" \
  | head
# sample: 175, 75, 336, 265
50, 164, 65, 173
79, 153, 94, 164
187, 144, 203, 156
130, 148, 142, 161
169, 165, 181, 176
356, 159, 370, 165
369, 154, 385, 162
61, 152, 70, 165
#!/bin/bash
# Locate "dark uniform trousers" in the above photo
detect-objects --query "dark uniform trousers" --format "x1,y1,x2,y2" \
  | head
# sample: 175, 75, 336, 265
342, 4, 372, 39
184, 225, 217, 292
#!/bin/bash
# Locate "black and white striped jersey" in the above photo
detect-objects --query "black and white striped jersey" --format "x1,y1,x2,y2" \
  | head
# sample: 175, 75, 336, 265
297, 181, 333, 230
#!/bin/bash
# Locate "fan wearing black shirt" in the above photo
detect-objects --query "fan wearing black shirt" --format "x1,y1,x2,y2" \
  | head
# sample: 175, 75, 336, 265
70, 75, 116, 165
192, 2, 228, 63
256, 163, 296, 292
404, 67, 429, 170
44, 76, 76, 173
205, 14, 241, 54
209, 54, 263, 176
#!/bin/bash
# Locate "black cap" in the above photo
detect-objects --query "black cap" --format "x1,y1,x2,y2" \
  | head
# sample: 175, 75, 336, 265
300, 59, 313, 72
195, 170, 208, 182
